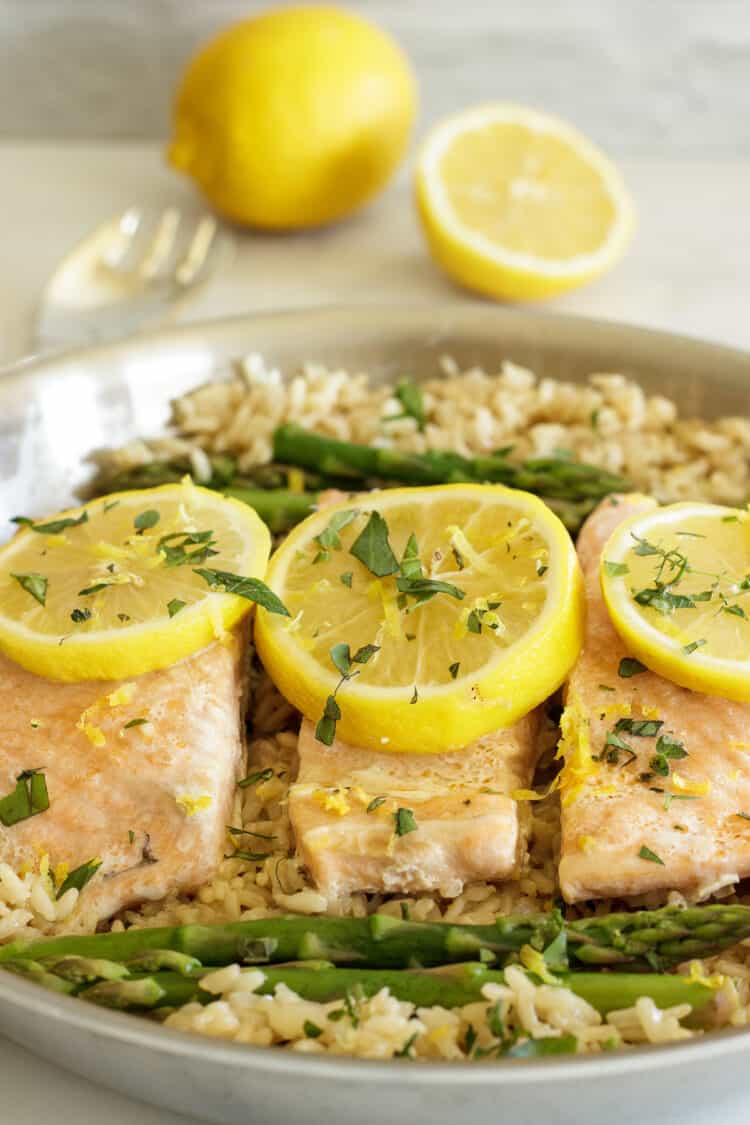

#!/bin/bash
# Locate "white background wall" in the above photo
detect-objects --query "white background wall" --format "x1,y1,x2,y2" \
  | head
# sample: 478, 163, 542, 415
2, 0, 749, 154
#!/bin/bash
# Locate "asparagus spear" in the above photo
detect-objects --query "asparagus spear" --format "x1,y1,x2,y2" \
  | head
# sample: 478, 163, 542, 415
2, 904, 749, 973
5, 958, 716, 1017
0, 912, 562, 970
222, 488, 318, 534
272, 424, 630, 530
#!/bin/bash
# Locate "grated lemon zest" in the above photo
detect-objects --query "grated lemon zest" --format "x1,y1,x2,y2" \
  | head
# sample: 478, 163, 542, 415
447, 526, 495, 574
313, 788, 351, 816
672, 773, 710, 797
556, 694, 596, 806
287, 468, 306, 495
106, 683, 135, 707
53, 861, 69, 887
176, 794, 213, 816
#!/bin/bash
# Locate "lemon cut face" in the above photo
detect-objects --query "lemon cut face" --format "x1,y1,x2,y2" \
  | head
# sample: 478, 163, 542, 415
601, 502, 750, 700
255, 484, 584, 753
415, 102, 634, 301
0, 483, 271, 682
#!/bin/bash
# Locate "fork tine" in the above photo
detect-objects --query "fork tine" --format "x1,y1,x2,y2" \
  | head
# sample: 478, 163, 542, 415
174, 215, 219, 287
138, 207, 182, 280
98, 207, 142, 270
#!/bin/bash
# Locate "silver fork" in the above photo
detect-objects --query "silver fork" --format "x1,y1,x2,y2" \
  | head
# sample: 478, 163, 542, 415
32, 205, 226, 353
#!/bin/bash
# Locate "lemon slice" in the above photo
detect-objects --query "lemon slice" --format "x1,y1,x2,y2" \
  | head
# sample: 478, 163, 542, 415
0, 482, 271, 682
601, 502, 750, 700
415, 102, 634, 301
255, 484, 584, 753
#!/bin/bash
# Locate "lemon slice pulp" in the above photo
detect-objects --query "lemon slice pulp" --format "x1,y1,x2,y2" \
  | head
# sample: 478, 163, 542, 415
255, 484, 584, 753
415, 102, 634, 301
0, 482, 271, 682
601, 502, 750, 700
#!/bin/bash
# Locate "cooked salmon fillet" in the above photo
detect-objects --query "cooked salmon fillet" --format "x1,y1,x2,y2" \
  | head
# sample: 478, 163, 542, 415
0, 626, 247, 923
559, 495, 750, 903
289, 712, 541, 901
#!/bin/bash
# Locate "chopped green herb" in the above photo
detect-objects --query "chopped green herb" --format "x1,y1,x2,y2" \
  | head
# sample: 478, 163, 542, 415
70, 607, 92, 624
449, 662, 460, 679
603, 561, 629, 577
315, 509, 358, 551
11, 572, 48, 606
349, 511, 399, 577
227, 850, 272, 863
400, 901, 412, 921
452, 546, 465, 571
598, 683, 615, 692
634, 587, 697, 614
56, 857, 101, 899
618, 657, 647, 678
238, 768, 274, 789
103, 500, 120, 513
315, 695, 341, 746
410, 686, 418, 704
383, 378, 426, 430
396, 575, 464, 605
535, 561, 548, 577
303, 1020, 323, 1039
27, 511, 89, 535
194, 569, 290, 616
158, 530, 218, 568
394, 1031, 419, 1058
734, 812, 750, 821
227, 826, 276, 841
615, 718, 663, 737
724, 604, 747, 619
123, 718, 148, 730
0, 769, 49, 827
128, 830, 135, 844
722, 515, 740, 523
339, 571, 353, 588
167, 598, 186, 618
313, 550, 331, 565
134, 509, 160, 534
399, 533, 423, 581
78, 582, 110, 596
394, 807, 418, 836
466, 610, 482, 634
638, 845, 665, 865
683, 638, 707, 655
366, 796, 386, 814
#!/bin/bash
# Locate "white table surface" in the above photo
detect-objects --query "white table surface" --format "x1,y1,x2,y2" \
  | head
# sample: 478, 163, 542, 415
0, 142, 749, 1124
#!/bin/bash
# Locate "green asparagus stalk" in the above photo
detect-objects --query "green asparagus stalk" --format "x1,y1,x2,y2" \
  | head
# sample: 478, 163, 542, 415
272, 424, 629, 530
0, 912, 562, 971
5, 958, 716, 1018
2, 905, 749, 974
222, 488, 318, 534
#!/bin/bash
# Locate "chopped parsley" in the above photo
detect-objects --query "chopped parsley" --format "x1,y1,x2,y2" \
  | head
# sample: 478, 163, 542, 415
158, 530, 218, 568
410, 686, 418, 704
123, 717, 148, 730
315, 509, 358, 551
315, 643, 380, 745
11, 572, 48, 606
366, 796, 386, 813
167, 598, 186, 617
394, 807, 418, 836
0, 769, 50, 827
383, 378, 426, 430
339, 571, 353, 588
603, 561, 629, 577
615, 718, 663, 737
238, 768, 274, 788
638, 845, 665, 865
128, 830, 135, 844
78, 582, 111, 596
723, 604, 747, 619
70, 607, 92, 624
56, 857, 101, 899
134, 509, 160, 534
303, 1020, 323, 1039
618, 657, 647, 678
349, 511, 399, 577
683, 638, 707, 655
649, 733, 688, 778
228, 850, 272, 863
227, 825, 276, 841
734, 812, 750, 822
193, 568, 290, 616
20, 511, 89, 535
449, 662, 461, 679
394, 1032, 419, 1058
313, 550, 330, 565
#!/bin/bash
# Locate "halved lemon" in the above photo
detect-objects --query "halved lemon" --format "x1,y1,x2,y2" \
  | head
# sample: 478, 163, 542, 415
0, 482, 271, 682
415, 102, 634, 301
601, 502, 750, 700
255, 484, 584, 753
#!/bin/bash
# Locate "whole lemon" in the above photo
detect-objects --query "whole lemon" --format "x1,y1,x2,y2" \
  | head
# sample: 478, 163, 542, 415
168, 5, 417, 230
